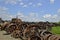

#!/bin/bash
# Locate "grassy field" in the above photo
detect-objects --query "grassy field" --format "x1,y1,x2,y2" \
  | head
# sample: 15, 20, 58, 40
51, 26, 60, 35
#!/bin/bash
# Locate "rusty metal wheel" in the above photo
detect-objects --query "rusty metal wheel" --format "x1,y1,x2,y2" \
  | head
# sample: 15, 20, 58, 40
28, 35, 44, 40
5, 24, 17, 34
11, 30, 23, 38
0, 24, 2, 31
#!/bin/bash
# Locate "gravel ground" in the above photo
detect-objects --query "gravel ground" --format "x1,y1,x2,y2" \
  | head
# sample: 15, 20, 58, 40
0, 31, 21, 40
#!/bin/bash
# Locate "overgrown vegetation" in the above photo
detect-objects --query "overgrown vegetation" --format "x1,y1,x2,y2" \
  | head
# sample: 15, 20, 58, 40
51, 26, 60, 35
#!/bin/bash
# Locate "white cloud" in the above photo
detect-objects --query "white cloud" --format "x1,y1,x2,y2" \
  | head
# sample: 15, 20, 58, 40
20, 2, 24, 5
29, 12, 36, 17
0, 6, 59, 22
52, 15, 58, 19
16, 12, 40, 22
5, 0, 22, 5
43, 14, 51, 18
0, 7, 40, 22
26, 13, 39, 22
28, 2, 33, 5
0, 13, 12, 20
32, 3, 42, 7
57, 9, 60, 13
37, 3, 42, 6
0, 7, 8, 14
0, 7, 8, 11
43, 14, 60, 22
22, 5, 28, 8
43, 14, 58, 19
0, 7, 13, 20
17, 12, 24, 18
50, 0, 55, 4
3, 0, 42, 7
18, 0, 22, 1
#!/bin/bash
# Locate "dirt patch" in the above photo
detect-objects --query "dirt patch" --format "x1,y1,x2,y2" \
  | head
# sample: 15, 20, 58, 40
0, 31, 21, 40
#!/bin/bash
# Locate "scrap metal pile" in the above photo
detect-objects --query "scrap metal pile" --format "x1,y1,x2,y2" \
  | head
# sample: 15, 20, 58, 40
0, 18, 60, 40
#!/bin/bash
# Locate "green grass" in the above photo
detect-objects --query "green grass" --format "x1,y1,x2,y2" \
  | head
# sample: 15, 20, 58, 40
51, 26, 60, 35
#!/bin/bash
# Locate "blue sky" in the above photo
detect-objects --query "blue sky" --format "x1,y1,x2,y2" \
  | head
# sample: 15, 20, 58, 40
0, 0, 60, 22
